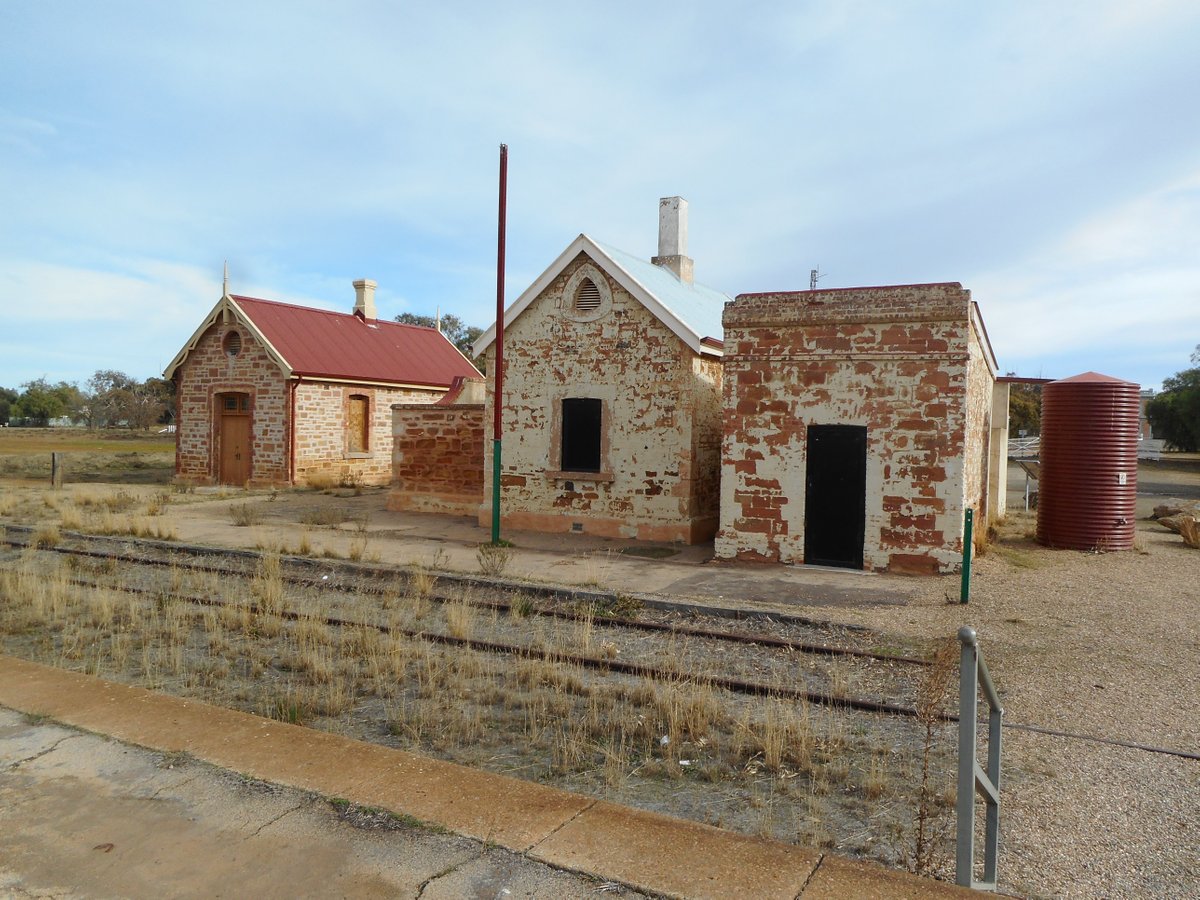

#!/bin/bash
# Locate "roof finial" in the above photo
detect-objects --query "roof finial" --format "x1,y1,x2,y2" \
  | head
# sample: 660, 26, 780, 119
222, 260, 230, 297
436, 305, 442, 333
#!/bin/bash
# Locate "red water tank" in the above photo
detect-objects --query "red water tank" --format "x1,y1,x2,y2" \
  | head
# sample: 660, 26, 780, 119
1036, 372, 1140, 550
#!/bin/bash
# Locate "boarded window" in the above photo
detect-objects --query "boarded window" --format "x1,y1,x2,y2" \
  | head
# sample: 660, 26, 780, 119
561, 398, 602, 472
347, 395, 369, 453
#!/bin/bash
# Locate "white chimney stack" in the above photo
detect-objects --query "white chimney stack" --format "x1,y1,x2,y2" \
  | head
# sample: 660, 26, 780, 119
651, 196, 694, 283
352, 278, 377, 321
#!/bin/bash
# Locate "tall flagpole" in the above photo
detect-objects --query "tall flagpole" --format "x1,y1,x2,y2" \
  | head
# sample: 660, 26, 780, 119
491, 144, 508, 544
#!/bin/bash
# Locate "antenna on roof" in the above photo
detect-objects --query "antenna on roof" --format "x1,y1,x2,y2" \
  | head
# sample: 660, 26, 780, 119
809, 267, 824, 291
223, 260, 230, 297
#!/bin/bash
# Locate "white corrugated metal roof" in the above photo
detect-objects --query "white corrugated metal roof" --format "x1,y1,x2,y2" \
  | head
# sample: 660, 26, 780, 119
473, 234, 730, 358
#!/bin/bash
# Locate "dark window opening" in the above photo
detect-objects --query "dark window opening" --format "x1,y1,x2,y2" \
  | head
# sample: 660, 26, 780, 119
561, 398, 602, 472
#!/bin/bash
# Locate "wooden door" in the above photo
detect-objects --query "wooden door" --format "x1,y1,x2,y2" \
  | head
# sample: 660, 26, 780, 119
218, 394, 251, 485
804, 424, 867, 569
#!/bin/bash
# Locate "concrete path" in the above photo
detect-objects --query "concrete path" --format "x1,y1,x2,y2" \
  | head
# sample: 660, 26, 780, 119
0, 656, 968, 899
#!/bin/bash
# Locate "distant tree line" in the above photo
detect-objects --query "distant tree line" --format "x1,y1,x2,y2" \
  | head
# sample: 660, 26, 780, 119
0, 372, 175, 430
1006, 375, 1042, 436
1147, 345, 1200, 452
394, 313, 484, 363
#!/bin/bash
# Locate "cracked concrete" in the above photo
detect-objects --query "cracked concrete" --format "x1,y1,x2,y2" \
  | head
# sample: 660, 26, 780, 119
0, 708, 646, 899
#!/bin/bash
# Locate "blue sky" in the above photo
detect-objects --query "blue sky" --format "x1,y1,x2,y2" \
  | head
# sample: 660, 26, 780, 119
2, 1, 1197, 392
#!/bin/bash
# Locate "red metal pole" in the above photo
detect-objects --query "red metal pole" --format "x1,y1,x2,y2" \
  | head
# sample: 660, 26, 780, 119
491, 144, 507, 543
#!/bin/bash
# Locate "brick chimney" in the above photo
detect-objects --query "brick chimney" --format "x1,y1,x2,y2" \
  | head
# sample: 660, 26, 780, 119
651, 196, 694, 284
352, 278, 377, 321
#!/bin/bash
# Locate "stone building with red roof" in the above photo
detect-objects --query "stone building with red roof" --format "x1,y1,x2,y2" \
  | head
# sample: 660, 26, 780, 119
164, 279, 480, 487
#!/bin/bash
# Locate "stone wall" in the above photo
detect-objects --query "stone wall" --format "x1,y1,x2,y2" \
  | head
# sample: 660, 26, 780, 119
388, 404, 485, 516
963, 306, 995, 523
293, 381, 441, 487
173, 320, 289, 485
479, 252, 722, 543
717, 283, 990, 573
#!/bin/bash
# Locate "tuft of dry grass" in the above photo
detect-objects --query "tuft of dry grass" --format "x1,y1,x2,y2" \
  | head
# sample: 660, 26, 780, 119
229, 503, 264, 527
910, 637, 958, 877
32, 524, 61, 548
476, 542, 512, 577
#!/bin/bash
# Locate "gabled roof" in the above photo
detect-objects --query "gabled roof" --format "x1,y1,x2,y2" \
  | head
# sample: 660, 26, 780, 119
473, 234, 731, 358
164, 294, 481, 389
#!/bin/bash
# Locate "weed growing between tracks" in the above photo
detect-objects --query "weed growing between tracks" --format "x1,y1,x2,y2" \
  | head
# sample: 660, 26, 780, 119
0, 544, 958, 874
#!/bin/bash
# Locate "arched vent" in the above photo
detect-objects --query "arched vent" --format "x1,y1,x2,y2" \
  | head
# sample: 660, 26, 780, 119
574, 278, 602, 312
223, 331, 242, 358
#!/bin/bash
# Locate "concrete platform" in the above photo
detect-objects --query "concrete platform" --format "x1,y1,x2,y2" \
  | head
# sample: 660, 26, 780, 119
0, 655, 970, 899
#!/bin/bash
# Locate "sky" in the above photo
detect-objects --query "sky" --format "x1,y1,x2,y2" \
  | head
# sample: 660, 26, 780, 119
2, 0, 1198, 393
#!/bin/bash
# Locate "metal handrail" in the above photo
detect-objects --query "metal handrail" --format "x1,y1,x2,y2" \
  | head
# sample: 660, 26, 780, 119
957, 626, 1003, 890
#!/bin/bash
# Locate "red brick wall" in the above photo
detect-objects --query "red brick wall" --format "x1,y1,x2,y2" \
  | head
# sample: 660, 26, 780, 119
717, 283, 987, 573
388, 404, 485, 515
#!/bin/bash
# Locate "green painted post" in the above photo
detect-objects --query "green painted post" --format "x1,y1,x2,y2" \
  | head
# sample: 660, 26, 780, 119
491, 440, 502, 545
960, 508, 974, 604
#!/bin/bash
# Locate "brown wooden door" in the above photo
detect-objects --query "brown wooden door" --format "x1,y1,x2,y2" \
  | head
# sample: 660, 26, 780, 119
219, 403, 251, 485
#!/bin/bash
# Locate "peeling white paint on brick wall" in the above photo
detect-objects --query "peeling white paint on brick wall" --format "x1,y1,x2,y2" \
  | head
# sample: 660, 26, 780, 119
716, 283, 995, 574
479, 253, 721, 543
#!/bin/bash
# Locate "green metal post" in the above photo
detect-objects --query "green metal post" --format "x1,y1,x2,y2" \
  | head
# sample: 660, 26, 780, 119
960, 508, 974, 604
491, 440, 502, 544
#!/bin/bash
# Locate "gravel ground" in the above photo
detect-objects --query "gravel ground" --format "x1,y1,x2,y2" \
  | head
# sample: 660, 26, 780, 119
768, 501, 1200, 898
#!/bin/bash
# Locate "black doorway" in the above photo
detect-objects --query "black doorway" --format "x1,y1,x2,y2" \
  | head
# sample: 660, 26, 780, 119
804, 424, 867, 569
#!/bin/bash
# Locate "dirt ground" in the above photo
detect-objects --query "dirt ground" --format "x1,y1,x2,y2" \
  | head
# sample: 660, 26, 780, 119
2, 456, 1198, 897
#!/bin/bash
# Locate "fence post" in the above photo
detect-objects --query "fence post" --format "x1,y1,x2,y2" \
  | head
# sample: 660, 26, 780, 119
956, 627, 978, 884
956, 625, 1002, 891
51, 452, 64, 489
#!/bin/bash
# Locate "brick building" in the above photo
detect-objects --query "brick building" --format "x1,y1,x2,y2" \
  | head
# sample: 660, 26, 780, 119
471, 198, 729, 543
165, 280, 480, 487
716, 283, 1000, 573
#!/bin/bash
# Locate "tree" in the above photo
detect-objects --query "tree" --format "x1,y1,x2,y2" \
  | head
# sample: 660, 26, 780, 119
1147, 345, 1200, 451
1005, 375, 1042, 436
394, 312, 484, 362
0, 386, 16, 425
15, 378, 78, 426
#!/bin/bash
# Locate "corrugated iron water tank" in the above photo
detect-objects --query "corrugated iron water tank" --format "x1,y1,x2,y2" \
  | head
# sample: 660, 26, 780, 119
1037, 372, 1140, 550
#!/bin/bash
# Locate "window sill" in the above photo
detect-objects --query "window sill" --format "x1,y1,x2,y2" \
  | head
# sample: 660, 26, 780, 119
343, 452, 374, 460
546, 469, 614, 483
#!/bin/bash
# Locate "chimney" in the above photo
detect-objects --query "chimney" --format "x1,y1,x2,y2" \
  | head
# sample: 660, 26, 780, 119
352, 278, 377, 321
651, 196, 694, 284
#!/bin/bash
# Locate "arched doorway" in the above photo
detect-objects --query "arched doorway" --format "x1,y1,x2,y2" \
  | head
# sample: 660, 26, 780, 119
217, 392, 251, 485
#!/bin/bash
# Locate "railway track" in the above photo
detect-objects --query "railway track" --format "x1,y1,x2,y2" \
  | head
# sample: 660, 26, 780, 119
1, 528, 935, 720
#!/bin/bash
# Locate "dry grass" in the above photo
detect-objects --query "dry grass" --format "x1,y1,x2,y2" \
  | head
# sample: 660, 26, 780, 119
230, 503, 264, 527
476, 542, 512, 577
0, 543, 949, 875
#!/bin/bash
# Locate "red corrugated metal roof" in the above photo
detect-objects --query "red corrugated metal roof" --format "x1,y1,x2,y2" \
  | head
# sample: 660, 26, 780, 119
232, 296, 480, 388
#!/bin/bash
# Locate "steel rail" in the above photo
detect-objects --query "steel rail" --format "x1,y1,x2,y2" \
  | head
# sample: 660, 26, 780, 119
1, 532, 930, 668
